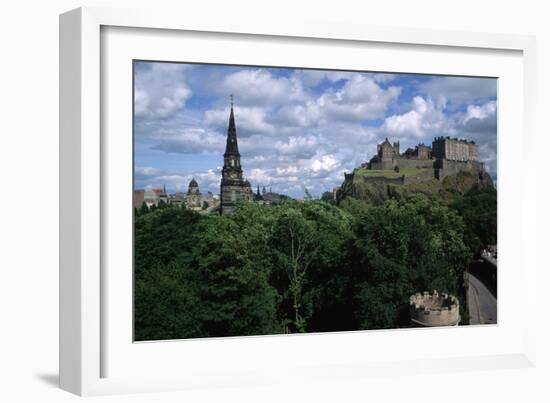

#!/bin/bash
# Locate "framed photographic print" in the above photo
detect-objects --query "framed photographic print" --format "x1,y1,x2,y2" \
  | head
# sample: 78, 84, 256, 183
60, 6, 537, 396
132, 60, 495, 341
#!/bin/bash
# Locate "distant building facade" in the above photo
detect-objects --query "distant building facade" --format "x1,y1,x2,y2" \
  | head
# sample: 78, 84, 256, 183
134, 180, 219, 212
432, 136, 479, 162
133, 185, 167, 208
220, 102, 253, 214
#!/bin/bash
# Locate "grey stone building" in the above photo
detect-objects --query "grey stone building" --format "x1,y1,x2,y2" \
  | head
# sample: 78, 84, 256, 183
220, 102, 253, 214
185, 178, 202, 210
370, 138, 401, 170
432, 136, 479, 162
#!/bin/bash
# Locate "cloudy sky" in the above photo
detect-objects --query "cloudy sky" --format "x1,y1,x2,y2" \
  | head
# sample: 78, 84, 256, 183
134, 61, 497, 198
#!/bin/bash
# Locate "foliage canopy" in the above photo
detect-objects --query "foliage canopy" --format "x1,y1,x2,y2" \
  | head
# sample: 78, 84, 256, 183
134, 189, 492, 340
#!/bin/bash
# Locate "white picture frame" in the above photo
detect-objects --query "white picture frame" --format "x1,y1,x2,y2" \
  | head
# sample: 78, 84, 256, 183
59, 6, 537, 396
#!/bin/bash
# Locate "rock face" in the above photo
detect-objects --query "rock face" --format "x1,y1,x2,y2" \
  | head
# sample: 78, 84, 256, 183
336, 166, 493, 206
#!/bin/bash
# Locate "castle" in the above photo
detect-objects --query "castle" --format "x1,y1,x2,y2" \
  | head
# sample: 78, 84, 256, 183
219, 99, 254, 214
366, 136, 484, 181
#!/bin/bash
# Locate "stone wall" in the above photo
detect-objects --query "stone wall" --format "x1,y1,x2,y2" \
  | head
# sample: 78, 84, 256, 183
395, 158, 435, 170
370, 160, 395, 170
370, 157, 434, 171
434, 159, 484, 180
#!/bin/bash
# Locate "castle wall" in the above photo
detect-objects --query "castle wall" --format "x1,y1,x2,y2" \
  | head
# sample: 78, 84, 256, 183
370, 156, 434, 171
434, 159, 484, 180
394, 158, 434, 170
370, 160, 395, 170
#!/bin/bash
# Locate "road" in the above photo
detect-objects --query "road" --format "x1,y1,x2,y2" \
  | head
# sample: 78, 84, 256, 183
467, 273, 497, 325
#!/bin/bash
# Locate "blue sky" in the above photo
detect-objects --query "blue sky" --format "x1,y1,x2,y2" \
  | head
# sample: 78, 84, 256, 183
134, 61, 497, 198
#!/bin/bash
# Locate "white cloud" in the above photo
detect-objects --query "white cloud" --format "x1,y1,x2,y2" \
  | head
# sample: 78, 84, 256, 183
135, 64, 192, 119
274, 136, 319, 158
381, 96, 448, 138
221, 69, 305, 106
365, 73, 397, 83
419, 76, 497, 106
151, 128, 225, 154
291, 70, 395, 87
320, 75, 401, 121
463, 100, 497, 124
291, 70, 355, 87
272, 102, 321, 128
204, 106, 275, 136
311, 154, 340, 173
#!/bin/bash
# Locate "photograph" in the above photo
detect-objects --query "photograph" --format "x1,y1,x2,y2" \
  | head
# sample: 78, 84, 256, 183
132, 61, 498, 341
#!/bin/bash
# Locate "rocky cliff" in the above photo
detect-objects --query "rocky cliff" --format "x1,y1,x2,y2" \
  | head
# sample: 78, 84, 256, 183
336, 166, 494, 206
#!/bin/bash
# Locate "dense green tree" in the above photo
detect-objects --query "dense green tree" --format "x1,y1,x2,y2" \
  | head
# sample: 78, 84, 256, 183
189, 204, 281, 337
133, 194, 479, 340
134, 259, 203, 341
297, 202, 355, 332
267, 201, 354, 333
451, 185, 497, 254
137, 202, 149, 216
351, 195, 471, 329
270, 207, 317, 332
320, 191, 335, 204
134, 206, 201, 278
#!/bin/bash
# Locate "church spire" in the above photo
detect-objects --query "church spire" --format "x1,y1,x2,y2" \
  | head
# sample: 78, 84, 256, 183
220, 95, 252, 215
224, 95, 240, 156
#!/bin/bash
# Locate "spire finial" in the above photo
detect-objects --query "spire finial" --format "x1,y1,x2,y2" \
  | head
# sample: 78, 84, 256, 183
230, 94, 234, 108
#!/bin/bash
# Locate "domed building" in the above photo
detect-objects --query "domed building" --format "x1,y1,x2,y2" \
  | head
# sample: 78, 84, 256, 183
185, 178, 202, 210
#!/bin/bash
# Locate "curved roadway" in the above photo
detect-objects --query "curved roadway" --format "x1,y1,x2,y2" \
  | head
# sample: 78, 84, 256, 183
467, 273, 497, 325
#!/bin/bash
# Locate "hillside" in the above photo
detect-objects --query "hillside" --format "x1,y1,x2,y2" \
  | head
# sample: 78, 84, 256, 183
337, 166, 494, 205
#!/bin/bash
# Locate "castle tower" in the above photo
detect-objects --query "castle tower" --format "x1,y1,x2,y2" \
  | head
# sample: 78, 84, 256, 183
220, 97, 253, 214
409, 291, 460, 327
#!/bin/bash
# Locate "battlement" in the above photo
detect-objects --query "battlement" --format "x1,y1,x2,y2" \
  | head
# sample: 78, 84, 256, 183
433, 136, 476, 145
409, 291, 460, 327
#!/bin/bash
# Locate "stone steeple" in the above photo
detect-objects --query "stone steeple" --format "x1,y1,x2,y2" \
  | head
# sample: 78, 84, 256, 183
224, 99, 240, 156
220, 97, 253, 214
